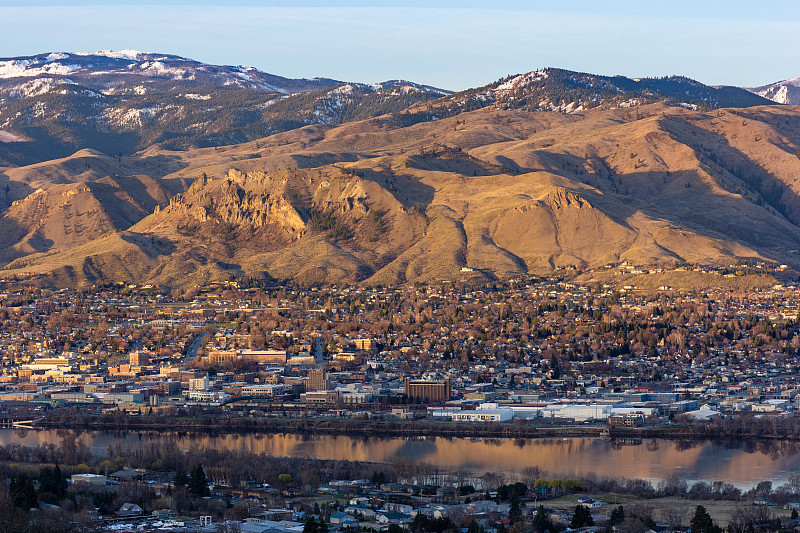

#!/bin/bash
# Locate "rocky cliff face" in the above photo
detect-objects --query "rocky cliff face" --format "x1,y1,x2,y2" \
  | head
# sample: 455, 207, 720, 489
150, 170, 307, 235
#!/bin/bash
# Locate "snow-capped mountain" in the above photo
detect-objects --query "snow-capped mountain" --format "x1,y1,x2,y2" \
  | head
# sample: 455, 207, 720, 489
748, 77, 800, 105
409, 68, 774, 122
0, 52, 780, 168
0, 50, 337, 95
260, 80, 451, 129
0, 51, 448, 166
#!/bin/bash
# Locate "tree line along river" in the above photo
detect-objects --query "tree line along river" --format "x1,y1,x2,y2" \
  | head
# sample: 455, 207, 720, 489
1, 428, 798, 490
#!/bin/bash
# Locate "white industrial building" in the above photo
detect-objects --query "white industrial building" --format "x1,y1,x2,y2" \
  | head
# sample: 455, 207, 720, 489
542, 404, 611, 421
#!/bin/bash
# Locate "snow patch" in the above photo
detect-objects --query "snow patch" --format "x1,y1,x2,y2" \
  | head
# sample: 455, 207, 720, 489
44, 52, 70, 62
0, 59, 82, 79
96, 49, 146, 61
494, 70, 548, 96
184, 93, 210, 100
8, 77, 64, 98
57, 87, 103, 98
773, 85, 789, 104
329, 84, 356, 96
30, 101, 47, 118
138, 61, 187, 79
103, 105, 162, 128
0, 131, 25, 143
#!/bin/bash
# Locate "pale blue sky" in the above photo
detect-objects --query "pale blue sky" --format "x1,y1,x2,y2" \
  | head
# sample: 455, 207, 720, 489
2, 1, 799, 90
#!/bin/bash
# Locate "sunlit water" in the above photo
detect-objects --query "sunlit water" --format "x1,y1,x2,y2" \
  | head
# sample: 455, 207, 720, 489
1, 429, 797, 490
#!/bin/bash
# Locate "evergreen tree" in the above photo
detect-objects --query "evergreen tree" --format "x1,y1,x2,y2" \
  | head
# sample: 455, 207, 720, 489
690, 505, 721, 533
550, 354, 560, 378
533, 505, 553, 533
9, 475, 37, 509
174, 467, 190, 488
509, 495, 522, 524
571, 505, 594, 528
38, 466, 56, 499
188, 464, 210, 496
303, 517, 319, 533
605, 506, 625, 533
38, 465, 68, 502
52, 464, 67, 499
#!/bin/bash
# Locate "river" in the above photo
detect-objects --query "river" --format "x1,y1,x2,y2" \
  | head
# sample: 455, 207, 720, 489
1, 429, 797, 489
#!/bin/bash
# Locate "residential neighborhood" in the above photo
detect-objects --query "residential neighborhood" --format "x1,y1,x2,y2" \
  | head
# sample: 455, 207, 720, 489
0, 266, 799, 430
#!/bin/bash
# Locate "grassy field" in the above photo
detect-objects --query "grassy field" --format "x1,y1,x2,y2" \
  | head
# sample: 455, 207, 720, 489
542, 493, 791, 527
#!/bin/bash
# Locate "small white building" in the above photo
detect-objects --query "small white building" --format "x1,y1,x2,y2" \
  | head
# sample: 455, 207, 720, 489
450, 409, 513, 422
71, 473, 108, 486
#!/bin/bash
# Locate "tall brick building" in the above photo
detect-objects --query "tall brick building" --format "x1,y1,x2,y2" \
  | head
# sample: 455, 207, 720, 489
404, 377, 451, 403
307, 369, 328, 391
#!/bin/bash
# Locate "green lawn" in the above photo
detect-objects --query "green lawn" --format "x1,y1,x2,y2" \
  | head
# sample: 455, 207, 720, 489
538, 494, 791, 527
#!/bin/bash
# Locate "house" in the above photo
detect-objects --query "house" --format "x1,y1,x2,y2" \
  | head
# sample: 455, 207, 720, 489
152, 509, 179, 519
110, 469, 147, 483
113, 503, 143, 518
330, 512, 357, 525
345, 506, 375, 519
531, 486, 551, 498
576, 497, 603, 508
414, 504, 450, 519
466, 500, 509, 515
383, 503, 413, 514
376, 511, 412, 525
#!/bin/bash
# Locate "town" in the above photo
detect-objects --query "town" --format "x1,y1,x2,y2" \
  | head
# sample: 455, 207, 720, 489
2, 267, 800, 530
2, 266, 800, 426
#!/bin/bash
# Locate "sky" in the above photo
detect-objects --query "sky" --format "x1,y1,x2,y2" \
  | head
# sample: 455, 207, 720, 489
2, 0, 800, 91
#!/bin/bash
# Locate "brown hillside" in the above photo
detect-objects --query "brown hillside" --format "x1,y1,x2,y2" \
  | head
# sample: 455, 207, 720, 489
4, 103, 800, 287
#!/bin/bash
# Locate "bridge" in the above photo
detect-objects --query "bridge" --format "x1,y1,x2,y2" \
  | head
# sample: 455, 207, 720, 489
0, 416, 41, 429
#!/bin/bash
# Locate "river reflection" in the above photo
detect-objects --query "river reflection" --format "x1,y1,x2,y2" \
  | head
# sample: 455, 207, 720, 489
1, 429, 799, 489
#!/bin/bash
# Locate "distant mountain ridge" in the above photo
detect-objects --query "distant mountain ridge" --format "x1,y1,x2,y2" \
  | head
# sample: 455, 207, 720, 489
0, 52, 792, 169
0, 50, 448, 166
396, 68, 774, 125
0, 50, 338, 93
748, 76, 800, 105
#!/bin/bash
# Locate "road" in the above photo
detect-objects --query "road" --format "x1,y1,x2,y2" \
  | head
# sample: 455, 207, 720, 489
184, 331, 207, 363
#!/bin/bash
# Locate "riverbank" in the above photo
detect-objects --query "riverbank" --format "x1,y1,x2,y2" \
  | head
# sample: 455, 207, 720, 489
35, 411, 793, 441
